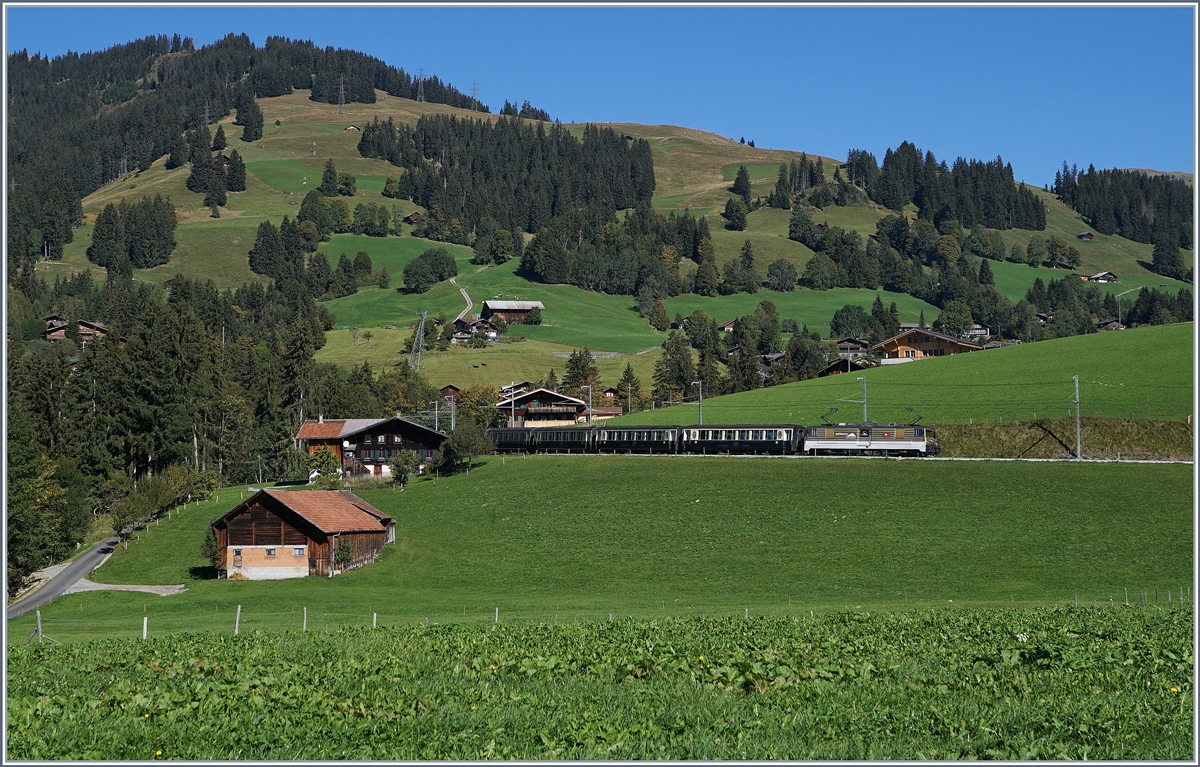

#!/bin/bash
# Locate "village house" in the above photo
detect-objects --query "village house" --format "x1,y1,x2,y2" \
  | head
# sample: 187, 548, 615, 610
1072, 271, 1118, 283
496, 388, 621, 427
601, 386, 619, 400
295, 416, 446, 478
717, 319, 737, 333
1036, 312, 1055, 326
817, 358, 868, 378
1076, 231, 1095, 241
451, 317, 498, 344
402, 212, 420, 226
481, 300, 545, 323
42, 317, 108, 348
440, 384, 461, 403
1096, 318, 1126, 331
835, 338, 870, 359
964, 321, 992, 341
210, 489, 393, 580
344, 125, 360, 132
872, 328, 982, 363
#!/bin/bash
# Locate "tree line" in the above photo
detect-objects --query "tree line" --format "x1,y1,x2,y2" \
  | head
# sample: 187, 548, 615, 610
1053, 164, 1192, 281
85, 194, 178, 276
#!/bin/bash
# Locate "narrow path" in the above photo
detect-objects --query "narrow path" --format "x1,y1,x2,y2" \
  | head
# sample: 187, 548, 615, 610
451, 266, 490, 322
64, 579, 186, 596
7, 533, 123, 619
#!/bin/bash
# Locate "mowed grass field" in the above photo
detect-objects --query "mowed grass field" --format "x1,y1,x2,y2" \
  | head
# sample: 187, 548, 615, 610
615, 322, 1194, 426
6, 456, 1192, 645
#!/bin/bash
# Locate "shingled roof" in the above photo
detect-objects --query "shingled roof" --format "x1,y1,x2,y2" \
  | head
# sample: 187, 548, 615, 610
219, 489, 394, 535
295, 416, 444, 442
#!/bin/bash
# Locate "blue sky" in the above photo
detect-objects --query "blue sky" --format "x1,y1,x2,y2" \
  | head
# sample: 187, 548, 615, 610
6, 6, 1195, 186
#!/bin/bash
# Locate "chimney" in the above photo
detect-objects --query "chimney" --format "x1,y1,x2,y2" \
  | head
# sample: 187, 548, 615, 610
318, 414, 323, 423
395, 411, 402, 418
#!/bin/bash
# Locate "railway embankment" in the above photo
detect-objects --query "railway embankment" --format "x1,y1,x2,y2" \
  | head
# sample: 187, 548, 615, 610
937, 417, 1193, 460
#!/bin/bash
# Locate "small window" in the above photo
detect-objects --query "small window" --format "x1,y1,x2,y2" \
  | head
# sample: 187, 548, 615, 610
294, 547, 305, 556
363, 434, 372, 443
233, 549, 242, 556
265, 548, 276, 557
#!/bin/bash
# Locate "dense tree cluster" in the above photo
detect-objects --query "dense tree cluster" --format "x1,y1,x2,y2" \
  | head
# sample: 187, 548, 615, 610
359, 115, 655, 239
86, 195, 178, 275
832, 142, 1046, 231
498, 99, 551, 121
1053, 164, 1192, 281
403, 247, 458, 293
7, 33, 493, 270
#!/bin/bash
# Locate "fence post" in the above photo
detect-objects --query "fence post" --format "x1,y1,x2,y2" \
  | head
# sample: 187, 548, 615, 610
37, 611, 43, 643
494, 608, 498, 623
235, 604, 241, 635
303, 606, 307, 632
1124, 588, 1129, 606
373, 613, 377, 629
143, 616, 148, 640
744, 608, 749, 618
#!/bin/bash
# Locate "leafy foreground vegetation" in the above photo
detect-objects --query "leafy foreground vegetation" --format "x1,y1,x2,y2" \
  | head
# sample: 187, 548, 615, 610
7, 606, 1193, 759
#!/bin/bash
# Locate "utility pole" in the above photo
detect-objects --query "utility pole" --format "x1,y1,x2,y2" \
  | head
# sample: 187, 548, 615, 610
1115, 286, 1143, 327
416, 66, 425, 103
692, 381, 703, 425
337, 75, 346, 115
510, 381, 516, 427
1069, 375, 1081, 461
407, 312, 428, 371
470, 80, 479, 110
836, 376, 867, 422
582, 385, 593, 426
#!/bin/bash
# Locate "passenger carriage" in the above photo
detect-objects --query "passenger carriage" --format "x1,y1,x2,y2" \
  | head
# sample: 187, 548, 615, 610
485, 426, 594, 454
679, 425, 802, 455
595, 426, 681, 454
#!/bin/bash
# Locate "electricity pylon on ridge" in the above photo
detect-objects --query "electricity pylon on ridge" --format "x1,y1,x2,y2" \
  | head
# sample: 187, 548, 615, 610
408, 312, 428, 370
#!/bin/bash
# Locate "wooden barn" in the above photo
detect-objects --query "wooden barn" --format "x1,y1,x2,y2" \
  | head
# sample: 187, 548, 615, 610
210, 489, 394, 579
481, 300, 545, 322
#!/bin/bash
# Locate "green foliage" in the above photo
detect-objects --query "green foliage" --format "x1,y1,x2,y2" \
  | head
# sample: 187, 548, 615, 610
7, 606, 1193, 759
211, 124, 226, 152
765, 258, 796, 292
319, 158, 339, 197
730, 164, 752, 205
647, 298, 669, 331
200, 526, 222, 573
224, 150, 247, 193
402, 246, 457, 293
437, 421, 495, 473
388, 449, 418, 489
722, 197, 748, 231
525, 306, 542, 325
308, 447, 341, 490
562, 347, 599, 392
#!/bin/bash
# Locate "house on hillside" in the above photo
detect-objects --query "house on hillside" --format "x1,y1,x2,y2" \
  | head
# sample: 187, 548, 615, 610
43, 318, 108, 349
496, 388, 619, 427
440, 384, 461, 403
344, 125, 360, 132
1076, 232, 1095, 241
1096, 318, 1125, 331
964, 321, 991, 341
296, 415, 446, 478
402, 212, 421, 226
872, 328, 982, 362
451, 317, 497, 344
601, 386, 619, 400
717, 319, 737, 333
481, 300, 544, 323
210, 489, 393, 580
835, 338, 869, 359
817, 358, 868, 378
1036, 312, 1055, 326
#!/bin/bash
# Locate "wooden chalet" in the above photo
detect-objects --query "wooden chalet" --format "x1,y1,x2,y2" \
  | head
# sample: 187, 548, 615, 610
440, 384, 461, 402
1036, 312, 1055, 326
601, 386, 619, 400
497, 388, 588, 427
717, 319, 737, 333
835, 338, 869, 358
211, 489, 393, 580
451, 317, 497, 344
817, 358, 867, 378
1097, 318, 1125, 331
296, 416, 446, 477
43, 318, 108, 348
481, 300, 544, 322
402, 212, 421, 226
499, 381, 534, 399
964, 321, 991, 340
1076, 232, 1095, 241
872, 328, 981, 361
1072, 271, 1117, 283
344, 125, 360, 132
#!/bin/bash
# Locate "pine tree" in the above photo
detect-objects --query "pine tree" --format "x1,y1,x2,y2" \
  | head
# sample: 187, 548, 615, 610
562, 347, 599, 392
731, 165, 752, 205
248, 220, 283, 277
694, 255, 719, 297
185, 126, 212, 193
320, 158, 339, 197
616, 362, 641, 413
978, 258, 995, 285
212, 124, 227, 151
203, 156, 227, 208
86, 203, 124, 268
722, 197, 748, 231
648, 299, 669, 331
225, 150, 247, 192
165, 133, 188, 170
235, 90, 264, 142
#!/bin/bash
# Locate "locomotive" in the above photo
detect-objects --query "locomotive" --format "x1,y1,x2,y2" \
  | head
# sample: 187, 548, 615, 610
483, 421, 938, 457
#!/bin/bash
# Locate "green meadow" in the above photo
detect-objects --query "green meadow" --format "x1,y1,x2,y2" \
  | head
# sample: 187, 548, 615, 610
6, 456, 1192, 646
615, 322, 1194, 426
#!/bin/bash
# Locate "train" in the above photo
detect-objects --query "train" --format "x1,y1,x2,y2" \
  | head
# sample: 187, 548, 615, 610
483, 421, 939, 457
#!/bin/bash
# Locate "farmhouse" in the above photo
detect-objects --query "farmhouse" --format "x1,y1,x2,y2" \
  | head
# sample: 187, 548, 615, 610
817, 358, 868, 377
296, 416, 446, 477
451, 317, 498, 344
402, 212, 421, 226
210, 489, 393, 580
835, 338, 869, 358
481, 300, 544, 322
1096, 318, 1126, 331
601, 386, 619, 400
872, 328, 981, 362
344, 125, 360, 132
1076, 231, 1095, 241
1072, 271, 1118, 283
717, 319, 737, 333
42, 317, 108, 348
440, 384, 461, 402
496, 388, 619, 426
964, 321, 991, 341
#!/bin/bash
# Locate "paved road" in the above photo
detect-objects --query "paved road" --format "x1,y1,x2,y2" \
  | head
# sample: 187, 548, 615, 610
450, 276, 473, 322
6, 533, 123, 620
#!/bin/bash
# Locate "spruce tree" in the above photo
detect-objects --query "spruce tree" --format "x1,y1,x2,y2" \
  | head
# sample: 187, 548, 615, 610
212, 124, 227, 151
185, 126, 212, 193
203, 156, 227, 208
320, 158, 339, 196
225, 150, 247, 192
86, 203, 124, 268
978, 258, 995, 285
732, 164, 752, 205
694, 255, 719, 297
616, 362, 641, 413
235, 90, 264, 142
166, 134, 188, 170
248, 220, 283, 277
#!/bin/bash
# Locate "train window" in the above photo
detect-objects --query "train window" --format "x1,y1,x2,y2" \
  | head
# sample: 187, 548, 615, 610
783, 430, 791, 440
752, 430, 763, 440
738, 430, 749, 440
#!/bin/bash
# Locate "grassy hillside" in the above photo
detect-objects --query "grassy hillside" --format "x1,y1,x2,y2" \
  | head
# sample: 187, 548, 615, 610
7, 456, 1191, 645
614, 322, 1193, 426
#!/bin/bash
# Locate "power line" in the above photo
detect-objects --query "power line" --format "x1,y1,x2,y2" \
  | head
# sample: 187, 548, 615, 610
337, 75, 346, 116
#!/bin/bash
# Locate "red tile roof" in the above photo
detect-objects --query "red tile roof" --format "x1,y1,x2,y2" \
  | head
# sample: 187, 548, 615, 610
261, 489, 392, 534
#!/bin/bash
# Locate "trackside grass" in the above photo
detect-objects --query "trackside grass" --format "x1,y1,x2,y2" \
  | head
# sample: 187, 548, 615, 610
7, 606, 1192, 759
614, 322, 1194, 426
8, 457, 1190, 645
